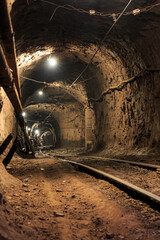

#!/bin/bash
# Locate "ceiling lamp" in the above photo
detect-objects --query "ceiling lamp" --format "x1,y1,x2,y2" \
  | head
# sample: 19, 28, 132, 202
89, 10, 95, 15
22, 112, 26, 117
48, 57, 57, 67
35, 129, 40, 136
38, 90, 43, 96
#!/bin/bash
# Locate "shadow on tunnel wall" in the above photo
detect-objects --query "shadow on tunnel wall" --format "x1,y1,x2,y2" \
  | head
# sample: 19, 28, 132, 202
47, 118, 61, 148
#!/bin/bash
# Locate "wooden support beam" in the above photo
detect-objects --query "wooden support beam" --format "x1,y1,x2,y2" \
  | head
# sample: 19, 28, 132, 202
0, 0, 21, 98
3, 138, 17, 167
0, 134, 13, 155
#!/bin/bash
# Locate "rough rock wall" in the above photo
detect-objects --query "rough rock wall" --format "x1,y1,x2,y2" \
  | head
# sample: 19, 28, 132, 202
95, 76, 154, 150
0, 88, 17, 153
48, 102, 85, 147
135, 27, 160, 149
94, 28, 160, 152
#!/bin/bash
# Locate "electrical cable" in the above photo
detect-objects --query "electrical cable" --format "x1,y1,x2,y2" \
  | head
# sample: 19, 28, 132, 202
20, 75, 50, 85
20, 75, 94, 85
39, 0, 160, 21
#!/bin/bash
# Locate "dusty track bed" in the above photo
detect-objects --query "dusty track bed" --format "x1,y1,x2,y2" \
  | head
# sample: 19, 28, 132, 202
57, 156, 160, 197
1, 155, 160, 240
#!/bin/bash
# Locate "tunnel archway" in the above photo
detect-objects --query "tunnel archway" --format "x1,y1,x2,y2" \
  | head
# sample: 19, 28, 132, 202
30, 123, 57, 149
39, 130, 56, 149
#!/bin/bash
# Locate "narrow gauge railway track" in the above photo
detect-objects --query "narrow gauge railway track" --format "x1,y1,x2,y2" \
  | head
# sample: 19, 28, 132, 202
54, 154, 160, 171
37, 152, 160, 211
58, 158, 160, 212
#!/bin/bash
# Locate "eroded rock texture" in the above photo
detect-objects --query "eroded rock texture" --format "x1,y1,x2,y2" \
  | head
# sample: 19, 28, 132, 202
0, 88, 16, 146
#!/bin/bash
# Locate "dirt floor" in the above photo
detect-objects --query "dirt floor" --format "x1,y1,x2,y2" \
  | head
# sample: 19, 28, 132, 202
0, 152, 160, 240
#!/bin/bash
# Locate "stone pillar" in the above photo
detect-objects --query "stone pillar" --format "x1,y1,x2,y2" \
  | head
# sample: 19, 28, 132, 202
85, 105, 96, 151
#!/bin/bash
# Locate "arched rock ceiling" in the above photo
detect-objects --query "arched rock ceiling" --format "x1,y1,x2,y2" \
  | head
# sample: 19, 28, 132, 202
10, 0, 160, 55
20, 52, 95, 106
24, 82, 88, 107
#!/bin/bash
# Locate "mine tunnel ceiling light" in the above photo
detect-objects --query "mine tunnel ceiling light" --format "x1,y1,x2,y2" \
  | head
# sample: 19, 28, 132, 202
89, 10, 95, 15
35, 129, 40, 136
22, 112, 26, 117
48, 57, 57, 67
38, 90, 43, 96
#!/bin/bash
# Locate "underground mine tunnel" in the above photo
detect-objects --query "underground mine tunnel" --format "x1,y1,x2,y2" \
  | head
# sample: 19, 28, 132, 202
0, 0, 160, 239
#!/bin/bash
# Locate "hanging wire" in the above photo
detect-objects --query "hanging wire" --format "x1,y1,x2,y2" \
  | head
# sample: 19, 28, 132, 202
49, 4, 69, 21
20, 75, 94, 85
39, 0, 160, 21
20, 76, 50, 85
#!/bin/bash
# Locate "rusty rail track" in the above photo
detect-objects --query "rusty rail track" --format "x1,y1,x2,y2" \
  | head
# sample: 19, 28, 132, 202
85, 156, 160, 171
54, 154, 160, 171
62, 159, 160, 212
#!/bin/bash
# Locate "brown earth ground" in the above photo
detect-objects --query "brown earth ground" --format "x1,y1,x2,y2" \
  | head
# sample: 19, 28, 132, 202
0, 151, 160, 240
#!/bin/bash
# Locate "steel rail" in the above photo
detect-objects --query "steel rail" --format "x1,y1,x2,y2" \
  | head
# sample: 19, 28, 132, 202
55, 154, 160, 171
82, 155, 160, 171
63, 159, 160, 211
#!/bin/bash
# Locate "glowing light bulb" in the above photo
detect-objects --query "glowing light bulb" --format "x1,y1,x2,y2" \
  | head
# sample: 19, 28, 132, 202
38, 90, 43, 96
22, 112, 26, 117
35, 129, 39, 135
28, 127, 31, 131
89, 10, 95, 15
48, 57, 57, 67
